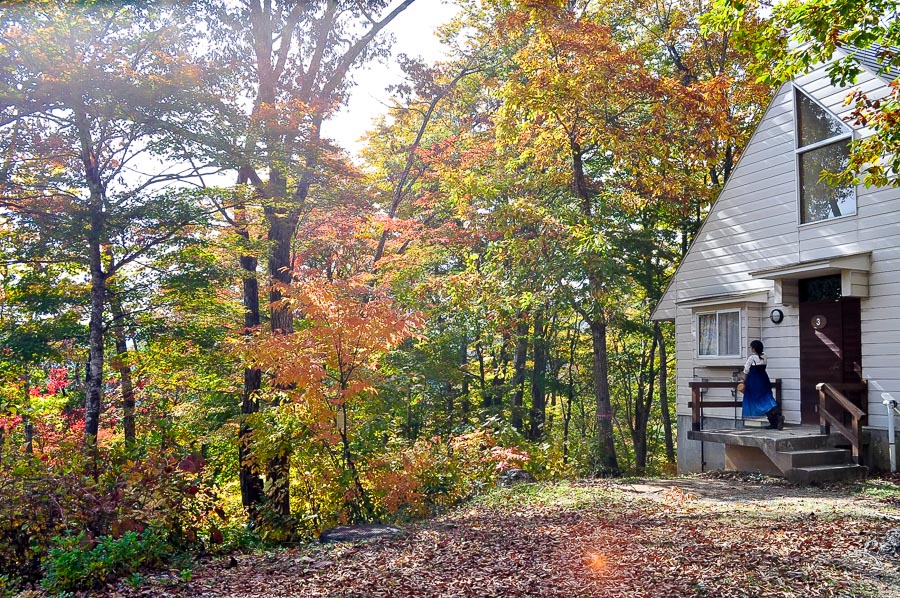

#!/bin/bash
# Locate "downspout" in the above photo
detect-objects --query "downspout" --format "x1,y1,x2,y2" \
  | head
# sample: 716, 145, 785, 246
882, 393, 898, 473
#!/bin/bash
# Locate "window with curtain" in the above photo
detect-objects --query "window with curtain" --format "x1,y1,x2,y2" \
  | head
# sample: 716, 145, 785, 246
795, 89, 855, 224
698, 310, 741, 357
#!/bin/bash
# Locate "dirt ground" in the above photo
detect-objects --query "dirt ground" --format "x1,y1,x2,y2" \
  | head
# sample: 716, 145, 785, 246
74, 475, 900, 598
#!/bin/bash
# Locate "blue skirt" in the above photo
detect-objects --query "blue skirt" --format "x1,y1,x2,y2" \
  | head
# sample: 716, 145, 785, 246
742, 364, 777, 417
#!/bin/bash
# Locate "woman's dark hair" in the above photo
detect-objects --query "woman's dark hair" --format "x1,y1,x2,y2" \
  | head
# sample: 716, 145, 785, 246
750, 340, 764, 355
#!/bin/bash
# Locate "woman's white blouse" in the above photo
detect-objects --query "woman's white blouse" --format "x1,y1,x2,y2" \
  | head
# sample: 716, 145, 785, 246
743, 353, 766, 374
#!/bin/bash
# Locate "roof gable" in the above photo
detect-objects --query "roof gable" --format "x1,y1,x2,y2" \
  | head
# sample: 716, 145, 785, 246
652, 55, 894, 321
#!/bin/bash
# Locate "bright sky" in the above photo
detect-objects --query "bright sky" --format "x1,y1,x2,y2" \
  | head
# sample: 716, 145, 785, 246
322, 0, 460, 157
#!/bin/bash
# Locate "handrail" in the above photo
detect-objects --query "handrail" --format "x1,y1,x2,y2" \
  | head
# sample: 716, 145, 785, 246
817, 381, 867, 465
689, 379, 782, 432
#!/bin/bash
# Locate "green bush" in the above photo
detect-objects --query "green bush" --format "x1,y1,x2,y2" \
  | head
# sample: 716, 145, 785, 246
41, 527, 170, 593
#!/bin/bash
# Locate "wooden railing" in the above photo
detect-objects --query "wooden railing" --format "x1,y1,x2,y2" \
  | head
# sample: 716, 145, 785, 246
817, 382, 868, 464
689, 379, 782, 432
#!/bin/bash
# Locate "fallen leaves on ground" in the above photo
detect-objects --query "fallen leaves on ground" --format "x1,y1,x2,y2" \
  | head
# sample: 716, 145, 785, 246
94, 477, 900, 597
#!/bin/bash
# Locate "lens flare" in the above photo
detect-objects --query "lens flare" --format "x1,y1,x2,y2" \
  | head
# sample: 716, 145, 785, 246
586, 550, 608, 572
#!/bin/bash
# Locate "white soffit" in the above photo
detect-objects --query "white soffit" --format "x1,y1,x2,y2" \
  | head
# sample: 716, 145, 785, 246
748, 251, 872, 280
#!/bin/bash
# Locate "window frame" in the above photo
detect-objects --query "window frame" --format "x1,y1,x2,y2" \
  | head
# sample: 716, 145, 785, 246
793, 85, 856, 226
696, 308, 742, 358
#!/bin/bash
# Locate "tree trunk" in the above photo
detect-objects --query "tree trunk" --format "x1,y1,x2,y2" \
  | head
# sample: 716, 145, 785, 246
528, 309, 547, 440
460, 335, 470, 419
569, 141, 617, 473
109, 293, 136, 448
445, 381, 454, 434
488, 333, 510, 410
510, 316, 529, 431
263, 205, 297, 522
632, 334, 658, 473
656, 322, 675, 463
84, 238, 105, 446
235, 180, 264, 516
589, 319, 619, 474
76, 101, 106, 450
23, 373, 32, 455
562, 321, 577, 464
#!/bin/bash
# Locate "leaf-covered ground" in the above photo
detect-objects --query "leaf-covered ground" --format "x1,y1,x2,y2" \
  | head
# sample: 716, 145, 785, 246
73, 475, 900, 597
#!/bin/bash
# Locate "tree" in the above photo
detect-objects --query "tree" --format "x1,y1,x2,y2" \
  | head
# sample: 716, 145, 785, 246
208, 0, 417, 524
707, 0, 900, 187
0, 2, 222, 447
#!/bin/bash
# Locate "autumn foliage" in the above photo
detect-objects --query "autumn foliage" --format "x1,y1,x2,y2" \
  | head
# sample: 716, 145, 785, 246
0, 0, 781, 592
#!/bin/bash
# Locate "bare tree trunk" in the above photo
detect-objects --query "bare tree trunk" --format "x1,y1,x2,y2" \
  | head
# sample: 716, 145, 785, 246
562, 320, 577, 464
510, 316, 529, 431
460, 335, 470, 420
235, 178, 264, 517
589, 319, 618, 474
265, 202, 296, 522
632, 333, 658, 473
109, 293, 136, 448
84, 237, 105, 446
570, 140, 618, 474
75, 103, 106, 450
529, 308, 547, 440
656, 322, 675, 463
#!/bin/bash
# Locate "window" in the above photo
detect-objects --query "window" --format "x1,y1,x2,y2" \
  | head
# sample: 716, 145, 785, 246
795, 89, 855, 224
698, 310, 740, 357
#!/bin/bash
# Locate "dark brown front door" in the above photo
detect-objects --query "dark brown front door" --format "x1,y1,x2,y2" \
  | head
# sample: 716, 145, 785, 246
798, 297, 862, 424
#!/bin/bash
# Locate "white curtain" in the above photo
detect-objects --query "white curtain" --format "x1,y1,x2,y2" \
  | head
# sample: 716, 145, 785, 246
699, 314, 716, 355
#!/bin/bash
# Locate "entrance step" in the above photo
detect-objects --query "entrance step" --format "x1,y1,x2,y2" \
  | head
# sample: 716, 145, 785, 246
693, 426, 869, 483
787, 463, 867, 483
778, 448, 851, 468
743, 417, 770, 429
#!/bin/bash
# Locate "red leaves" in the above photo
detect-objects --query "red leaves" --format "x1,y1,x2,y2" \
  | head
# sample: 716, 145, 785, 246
177, 454, 205, 474
209, 527, 224, 545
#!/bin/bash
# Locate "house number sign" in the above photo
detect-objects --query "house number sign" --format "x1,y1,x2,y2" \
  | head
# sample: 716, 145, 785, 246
811, 314, 827, 330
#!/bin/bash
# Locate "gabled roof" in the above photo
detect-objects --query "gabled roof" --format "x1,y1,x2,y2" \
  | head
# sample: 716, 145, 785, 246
846, 42, 898, 82
650, 47, 890, 323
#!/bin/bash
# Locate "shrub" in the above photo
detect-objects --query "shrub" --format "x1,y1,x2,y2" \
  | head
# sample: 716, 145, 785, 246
41, 527, 170, 593
0, 431, 221, 589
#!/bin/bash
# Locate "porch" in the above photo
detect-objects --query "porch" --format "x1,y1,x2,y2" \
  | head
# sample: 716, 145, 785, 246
687, 379, 869, 483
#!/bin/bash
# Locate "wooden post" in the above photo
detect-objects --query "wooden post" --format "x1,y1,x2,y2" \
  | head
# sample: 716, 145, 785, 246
691, 385, 701, 431
818, 384, 829, 435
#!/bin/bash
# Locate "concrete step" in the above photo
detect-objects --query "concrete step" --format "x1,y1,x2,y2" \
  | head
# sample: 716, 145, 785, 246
743, 418, 770, 429
778, 448, 851, 468
787, 464, 868, 483
771, 432, 831, 452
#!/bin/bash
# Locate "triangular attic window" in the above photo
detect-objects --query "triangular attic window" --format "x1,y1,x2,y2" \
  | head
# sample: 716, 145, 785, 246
794, 88, 854, 224
795, 89, 850, 148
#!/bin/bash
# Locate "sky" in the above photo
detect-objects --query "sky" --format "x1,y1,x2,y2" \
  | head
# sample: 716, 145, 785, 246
321, 0, 461, 157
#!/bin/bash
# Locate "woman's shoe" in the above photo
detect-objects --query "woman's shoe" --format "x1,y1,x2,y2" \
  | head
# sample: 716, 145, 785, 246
777, 415, 785, 430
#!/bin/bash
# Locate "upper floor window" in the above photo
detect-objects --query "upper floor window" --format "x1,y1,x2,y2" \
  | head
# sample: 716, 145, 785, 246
698, 310, 740, 357
795, 89, 855, 224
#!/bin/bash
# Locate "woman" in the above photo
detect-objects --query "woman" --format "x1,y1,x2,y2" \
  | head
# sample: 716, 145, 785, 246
742, 340, 784, 430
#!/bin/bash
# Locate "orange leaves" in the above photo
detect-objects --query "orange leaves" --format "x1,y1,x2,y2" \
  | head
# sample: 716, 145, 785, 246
240, 274, 420, 408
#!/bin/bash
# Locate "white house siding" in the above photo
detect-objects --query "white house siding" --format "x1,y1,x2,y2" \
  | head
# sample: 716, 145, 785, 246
656, 56, 900, 471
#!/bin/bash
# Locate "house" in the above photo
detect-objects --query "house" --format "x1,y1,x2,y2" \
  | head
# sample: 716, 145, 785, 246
651, 46, 900, 481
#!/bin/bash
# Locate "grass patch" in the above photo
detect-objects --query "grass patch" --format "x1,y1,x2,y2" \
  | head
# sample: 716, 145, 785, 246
857, 478, 900, 500
472, 480, 617, 511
